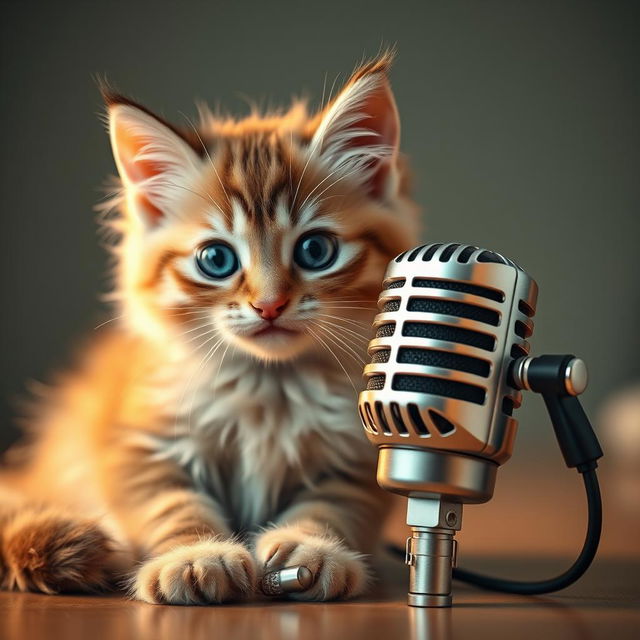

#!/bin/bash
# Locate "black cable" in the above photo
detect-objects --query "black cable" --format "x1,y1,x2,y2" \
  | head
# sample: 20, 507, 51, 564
452, 468, 601, 594
386, 468, 602, 595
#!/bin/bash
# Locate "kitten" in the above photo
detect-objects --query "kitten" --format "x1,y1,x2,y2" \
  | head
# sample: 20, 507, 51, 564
0, 53, 419, 603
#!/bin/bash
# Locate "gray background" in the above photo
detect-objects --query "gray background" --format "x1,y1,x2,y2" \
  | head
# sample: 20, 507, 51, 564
1, 0, 638, 454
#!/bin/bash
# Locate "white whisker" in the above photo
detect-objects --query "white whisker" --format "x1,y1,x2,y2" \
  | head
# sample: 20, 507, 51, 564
180, 113, 231, 208
305, 163, 366, 210
212, 341, 232, 390
288, 129, 294, 194
320, 71, 328, 114
94, 315, 125, 330
323, 305, 375, 311
185, 337, 227, 434
183, 327, 219, 346
316, 313, 371, 329
314, 317, 369, 343
310, 321, 366, 366
297, 165, 343, 213
306, 325, 358, 395
175, 320, 215, 337
326, 72, 341, 111
291, 72, 351, 213
163, 305, 216, 311
173, 333, 224, 438
164, 180, 223, 212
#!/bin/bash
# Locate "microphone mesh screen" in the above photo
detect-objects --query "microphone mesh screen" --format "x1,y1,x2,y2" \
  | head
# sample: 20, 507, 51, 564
406, 298, 500, 326
360, 243, 537, 462
366, 375, 385, 390
412, 278, 504, 302
402, 322, 496, 351
372, 349, 391, 363
382, 300, 401, 312
376, 324, 395, 338
397, 348, 490, 377
392, 374, 486, 405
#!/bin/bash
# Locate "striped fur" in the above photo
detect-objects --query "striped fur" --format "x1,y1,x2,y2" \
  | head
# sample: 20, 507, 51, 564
0, 53, 419, 603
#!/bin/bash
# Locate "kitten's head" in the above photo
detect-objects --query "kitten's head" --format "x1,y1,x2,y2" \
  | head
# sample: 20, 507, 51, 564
104, 54, 419, 362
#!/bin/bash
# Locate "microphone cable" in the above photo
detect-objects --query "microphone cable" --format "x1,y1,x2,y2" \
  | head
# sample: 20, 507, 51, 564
386, 464, 602, 595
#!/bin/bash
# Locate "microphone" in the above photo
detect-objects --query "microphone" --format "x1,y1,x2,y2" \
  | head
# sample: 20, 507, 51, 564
358, 243, 602, 607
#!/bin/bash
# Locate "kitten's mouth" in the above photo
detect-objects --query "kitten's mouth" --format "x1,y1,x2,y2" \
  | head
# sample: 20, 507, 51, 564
251, 324, 299, 339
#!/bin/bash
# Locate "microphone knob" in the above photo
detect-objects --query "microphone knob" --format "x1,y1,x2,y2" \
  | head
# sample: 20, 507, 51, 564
565, 358, 588, 396
510, 355, 588, 396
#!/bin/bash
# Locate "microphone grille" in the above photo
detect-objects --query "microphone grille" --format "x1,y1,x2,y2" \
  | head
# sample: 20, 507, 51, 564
394, 242, 520, 268
359, 243, 538, 465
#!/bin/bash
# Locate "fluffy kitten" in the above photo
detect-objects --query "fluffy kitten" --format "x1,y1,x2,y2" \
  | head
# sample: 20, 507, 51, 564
0, 54, 419, 603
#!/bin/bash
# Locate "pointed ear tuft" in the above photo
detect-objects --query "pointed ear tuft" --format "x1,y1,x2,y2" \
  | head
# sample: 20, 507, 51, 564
310, 52, 400, 200
107, 98, 202, 228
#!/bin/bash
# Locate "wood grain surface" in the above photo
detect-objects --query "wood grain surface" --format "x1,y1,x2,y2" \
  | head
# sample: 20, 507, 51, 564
1, 554, 637, 640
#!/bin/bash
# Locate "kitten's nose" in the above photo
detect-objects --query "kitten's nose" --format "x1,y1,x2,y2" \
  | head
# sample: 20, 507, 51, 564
250, 295, 290, 320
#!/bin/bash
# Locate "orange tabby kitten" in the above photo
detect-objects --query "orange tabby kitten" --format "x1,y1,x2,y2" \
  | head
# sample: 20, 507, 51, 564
0, 54, 419, 603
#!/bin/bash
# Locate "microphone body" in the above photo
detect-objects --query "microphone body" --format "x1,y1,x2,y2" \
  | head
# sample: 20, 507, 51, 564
358, 243, 538, 606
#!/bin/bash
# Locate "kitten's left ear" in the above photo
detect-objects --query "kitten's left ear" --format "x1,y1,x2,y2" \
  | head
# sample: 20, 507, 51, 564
309, 54, 400, 200
106, 96, 202, 228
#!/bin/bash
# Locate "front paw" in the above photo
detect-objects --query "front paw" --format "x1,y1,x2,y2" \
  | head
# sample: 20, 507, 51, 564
255, 524, 368, 601
134, 539, 256, 605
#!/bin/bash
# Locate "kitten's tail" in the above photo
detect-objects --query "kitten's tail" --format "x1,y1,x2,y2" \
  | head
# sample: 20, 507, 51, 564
0, 483, 118, 594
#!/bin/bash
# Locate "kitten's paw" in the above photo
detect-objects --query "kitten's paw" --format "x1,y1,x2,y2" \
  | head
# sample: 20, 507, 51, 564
2, 508, 115, 594
255, 524, 368, 601
134, 539, 256, 605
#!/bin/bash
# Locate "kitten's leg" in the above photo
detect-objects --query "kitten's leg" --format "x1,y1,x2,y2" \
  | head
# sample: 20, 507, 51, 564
255, 474, 390, 601
0, 505, 119, 594
100, 450, 255, 605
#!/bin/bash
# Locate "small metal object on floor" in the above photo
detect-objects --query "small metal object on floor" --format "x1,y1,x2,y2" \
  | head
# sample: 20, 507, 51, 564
260, 566, 314, 596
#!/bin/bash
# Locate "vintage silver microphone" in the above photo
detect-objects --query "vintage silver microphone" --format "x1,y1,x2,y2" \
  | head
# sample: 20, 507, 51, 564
358, 243, 602, 607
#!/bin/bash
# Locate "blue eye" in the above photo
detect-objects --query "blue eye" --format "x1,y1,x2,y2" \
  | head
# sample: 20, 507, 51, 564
196, 243, 239, 279
294, 232, 339, 271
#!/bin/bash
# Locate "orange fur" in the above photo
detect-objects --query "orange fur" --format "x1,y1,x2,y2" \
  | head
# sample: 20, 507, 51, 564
1, 507, 116, 594
0, 53, 419, 603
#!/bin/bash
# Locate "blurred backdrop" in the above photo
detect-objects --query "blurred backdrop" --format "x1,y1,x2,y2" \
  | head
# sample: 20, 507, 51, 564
1, 1, 638, 559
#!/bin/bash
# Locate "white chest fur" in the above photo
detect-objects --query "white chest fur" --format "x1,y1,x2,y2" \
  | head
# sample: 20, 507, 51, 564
153, 353, 371, 530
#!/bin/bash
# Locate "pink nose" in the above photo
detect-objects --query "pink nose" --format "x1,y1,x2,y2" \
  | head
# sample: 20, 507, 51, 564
250, 296, 290, 320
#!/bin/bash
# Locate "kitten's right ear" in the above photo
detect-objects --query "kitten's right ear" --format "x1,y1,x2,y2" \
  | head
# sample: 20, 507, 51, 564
309, 52, 400, 201
105, 95, 201, 228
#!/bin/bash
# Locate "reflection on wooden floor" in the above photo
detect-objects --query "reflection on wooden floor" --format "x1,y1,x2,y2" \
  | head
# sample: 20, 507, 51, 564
1, 556, 638, 640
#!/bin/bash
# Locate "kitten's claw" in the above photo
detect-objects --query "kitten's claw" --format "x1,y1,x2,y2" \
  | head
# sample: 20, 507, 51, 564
255, 525, 368, 601
134, 539, 256, 605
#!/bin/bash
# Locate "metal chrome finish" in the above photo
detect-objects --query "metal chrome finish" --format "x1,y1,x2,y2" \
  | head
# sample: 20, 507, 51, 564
358, 243, 540, 608
405, 497, 461, 607
511, 355, 588, 397
359, 243, 538, 468
565, 358, 588, 396
511, 356, 534, 391
260, 566, 314, 596
378, 447, 497, 504
409, 606, 453, 640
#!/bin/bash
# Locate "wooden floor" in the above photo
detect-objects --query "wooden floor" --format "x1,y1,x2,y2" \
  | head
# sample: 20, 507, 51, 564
1, 555, 638, 640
